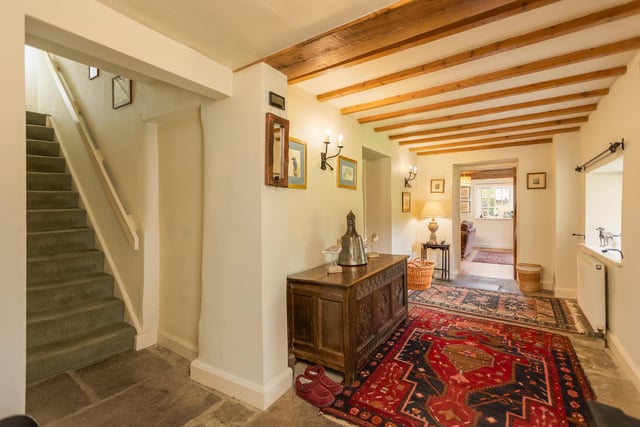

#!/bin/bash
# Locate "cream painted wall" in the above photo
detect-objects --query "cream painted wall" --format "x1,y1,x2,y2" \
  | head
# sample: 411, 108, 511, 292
157, 111, 203, 360
578, 50, 640, 389
0, 2, 27, 416
417, 144, 555, 286
193, 64, 291, 410
552, 132, 581, 298
286, 86, 416, 274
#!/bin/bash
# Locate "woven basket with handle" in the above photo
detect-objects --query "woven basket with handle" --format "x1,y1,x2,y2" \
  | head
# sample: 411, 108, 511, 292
407, 258, 435, 290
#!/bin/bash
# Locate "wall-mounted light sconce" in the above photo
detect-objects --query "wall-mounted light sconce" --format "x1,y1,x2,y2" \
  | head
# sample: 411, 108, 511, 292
460, 173, 471, 186
320, 129, 343, 171
404, 166, 417, 187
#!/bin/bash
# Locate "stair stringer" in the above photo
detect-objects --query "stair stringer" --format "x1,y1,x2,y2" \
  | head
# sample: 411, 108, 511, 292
47, 117, 144, 338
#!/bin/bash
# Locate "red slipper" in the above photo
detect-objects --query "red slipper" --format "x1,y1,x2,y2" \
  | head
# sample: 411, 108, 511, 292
295, 374, 335, 407
304, 365, 344, 395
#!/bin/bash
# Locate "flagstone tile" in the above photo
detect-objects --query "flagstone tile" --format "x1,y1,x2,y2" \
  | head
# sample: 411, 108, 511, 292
26, 373, 91, 425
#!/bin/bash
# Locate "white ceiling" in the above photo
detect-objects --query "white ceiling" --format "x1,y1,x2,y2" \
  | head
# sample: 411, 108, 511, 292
95, 0, 640, 153
96, 0, 397, 70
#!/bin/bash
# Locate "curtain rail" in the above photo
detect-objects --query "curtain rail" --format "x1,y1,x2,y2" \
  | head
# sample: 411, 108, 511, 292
575, 139, 624, 172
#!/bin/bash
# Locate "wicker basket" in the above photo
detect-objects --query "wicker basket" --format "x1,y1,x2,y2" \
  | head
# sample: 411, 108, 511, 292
407, 258, 435, 290
516, 263, 543, 292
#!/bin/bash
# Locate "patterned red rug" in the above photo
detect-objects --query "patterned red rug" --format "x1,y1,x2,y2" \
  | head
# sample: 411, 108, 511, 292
322, 307, 594, 427
472, 250, 513, 265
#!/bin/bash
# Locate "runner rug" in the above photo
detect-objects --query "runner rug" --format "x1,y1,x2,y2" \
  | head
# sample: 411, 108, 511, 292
409, 283, 589, 334
322, 307, 594, 427
472, 250, 513, 265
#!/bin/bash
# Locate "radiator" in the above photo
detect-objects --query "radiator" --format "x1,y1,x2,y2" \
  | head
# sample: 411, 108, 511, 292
576, 252, 606, 335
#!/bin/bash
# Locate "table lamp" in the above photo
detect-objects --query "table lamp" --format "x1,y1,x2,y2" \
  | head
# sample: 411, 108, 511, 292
420, 200, 445, 245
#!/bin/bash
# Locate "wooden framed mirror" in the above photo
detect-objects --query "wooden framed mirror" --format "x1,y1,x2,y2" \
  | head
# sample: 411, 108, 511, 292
265, 112, 289, 187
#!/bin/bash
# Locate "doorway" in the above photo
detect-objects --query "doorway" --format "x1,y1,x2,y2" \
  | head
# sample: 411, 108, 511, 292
455, 165, 518, 282
362, 147, 391, 254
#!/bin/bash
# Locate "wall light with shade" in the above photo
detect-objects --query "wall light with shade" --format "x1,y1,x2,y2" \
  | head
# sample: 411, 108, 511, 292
420, 199, 446, 245
460, 173, 471, 186
320, 129, 343, 171
404, 165, 417, 187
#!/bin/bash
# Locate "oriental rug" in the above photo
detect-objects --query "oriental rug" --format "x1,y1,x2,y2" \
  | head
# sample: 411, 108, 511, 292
322, 307, 594, 427
472, 250, 513, 265
409, 283, 589, 334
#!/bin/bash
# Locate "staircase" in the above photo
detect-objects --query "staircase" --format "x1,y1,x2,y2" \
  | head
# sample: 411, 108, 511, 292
26, 111, 135, 383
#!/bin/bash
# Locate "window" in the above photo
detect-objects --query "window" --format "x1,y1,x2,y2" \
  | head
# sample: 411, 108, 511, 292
475, 183, 513, 219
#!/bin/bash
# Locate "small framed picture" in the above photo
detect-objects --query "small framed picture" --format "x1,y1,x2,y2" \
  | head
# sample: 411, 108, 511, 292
88, 66, 99, 80
460, 200, 471, 213
460, 186, 470, 199
288, 137, 307, 189
112, 76, 132, 109
402, 192, 411, 212
430, 178, 445, 193
337, 156, 357, 190
527, 172, 546, 189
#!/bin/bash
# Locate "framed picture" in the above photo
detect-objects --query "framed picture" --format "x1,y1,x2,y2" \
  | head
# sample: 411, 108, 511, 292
288, 137, 307, 189
88, 66, 99, 80
402, 192, 411, 212
460, 200, 470, 213
112, 76, 132, 109
337, 156, 357, 190
430, 178, 445, 193
527, 172, 546, 189
460, 186, 470, 199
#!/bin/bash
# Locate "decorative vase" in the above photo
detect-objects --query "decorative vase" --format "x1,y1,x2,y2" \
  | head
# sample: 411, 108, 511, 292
338, 211, 367, 266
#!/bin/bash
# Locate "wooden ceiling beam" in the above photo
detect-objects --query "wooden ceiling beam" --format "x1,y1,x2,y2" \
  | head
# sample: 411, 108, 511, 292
342, 37, 640, 114
416, 139, 553, 155
254, 0, 559, 83
398, 116, 587, 145
374, 89, 607, 131
317, 1, 640, 101
408, 127, 579, 151
391, 104, 596, 140
358, 67, 625, 123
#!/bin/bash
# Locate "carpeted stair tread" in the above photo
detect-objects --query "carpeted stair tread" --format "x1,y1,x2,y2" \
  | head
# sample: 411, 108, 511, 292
27, 249, 104, 285
28, 228, 95, 256
26, 322, 135, 384
27, 208, 86, 232
27, 298, 125, 348
27, 138, 60, 156
27, 111, 48, 126
27, 190, 79, 209
26, 124, 55, 141
27, 154, 66, 173
27, 171, 72, 191
27, 274, 114, 315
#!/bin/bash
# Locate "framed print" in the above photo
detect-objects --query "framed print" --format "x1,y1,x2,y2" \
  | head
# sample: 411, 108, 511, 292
112, 76, 132, 109
460, 186, 470, 199
527, 172, 546, 189
88, 66, 99, 80
402, 192, 411, 212
288, 137, 307, 189
460, 200, 471, 213
430, 178, 445, 193
337, 156, 357, 189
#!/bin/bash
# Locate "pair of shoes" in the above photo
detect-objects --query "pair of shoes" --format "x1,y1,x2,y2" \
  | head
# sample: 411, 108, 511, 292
304, 365, 344, 395
294, 365, 344, 408
295, 375, 335, 408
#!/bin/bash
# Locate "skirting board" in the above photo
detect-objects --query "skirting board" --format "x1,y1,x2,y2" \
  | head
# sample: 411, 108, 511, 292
607, 331, 640, 394
553, 286, 577, 299
135, 329, 157, 350
190, 358, 292, 410
158, 330, 197, 361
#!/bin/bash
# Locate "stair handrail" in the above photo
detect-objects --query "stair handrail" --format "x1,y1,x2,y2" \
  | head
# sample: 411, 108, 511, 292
44, 53, 140, 250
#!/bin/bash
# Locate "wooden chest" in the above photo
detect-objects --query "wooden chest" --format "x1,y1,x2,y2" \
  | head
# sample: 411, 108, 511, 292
286, 254, 408, 384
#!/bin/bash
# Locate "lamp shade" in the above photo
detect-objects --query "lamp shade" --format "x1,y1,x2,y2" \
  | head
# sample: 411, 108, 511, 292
460, 175, 471, 186
420, 199, 445, 219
